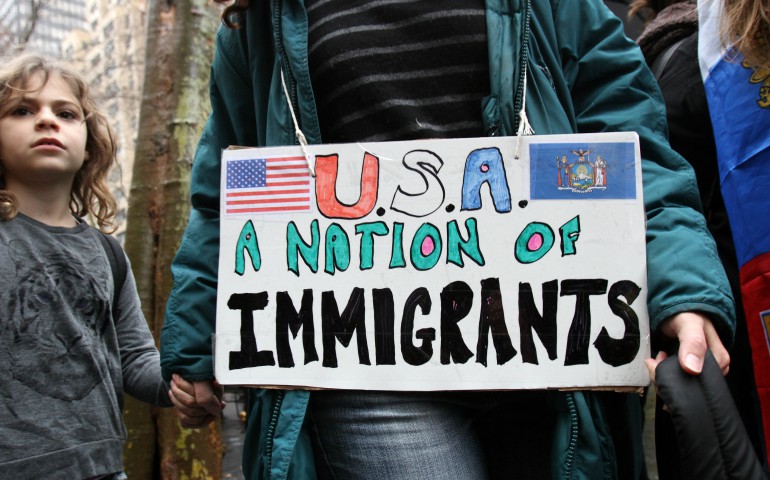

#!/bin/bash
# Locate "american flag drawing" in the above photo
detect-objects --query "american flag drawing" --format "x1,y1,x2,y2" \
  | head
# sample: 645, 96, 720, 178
225, 156, 312, 214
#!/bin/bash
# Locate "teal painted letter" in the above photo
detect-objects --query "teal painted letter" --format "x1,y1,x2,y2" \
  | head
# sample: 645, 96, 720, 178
560, 216, 581, 256
515, 222, 554, 264
390, 222, 406, 268
325, 223, 351, 274
235, 220, 261, 275
356, 221, 389, 270
287, 220, 320, 276
447, 218, 485, 267
410, 223, 442, 271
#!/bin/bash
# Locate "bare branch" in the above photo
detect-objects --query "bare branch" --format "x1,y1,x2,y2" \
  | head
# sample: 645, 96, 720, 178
19, 0, 51, 46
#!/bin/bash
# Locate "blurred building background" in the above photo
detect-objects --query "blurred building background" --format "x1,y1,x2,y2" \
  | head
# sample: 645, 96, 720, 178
1, 0, 87, 56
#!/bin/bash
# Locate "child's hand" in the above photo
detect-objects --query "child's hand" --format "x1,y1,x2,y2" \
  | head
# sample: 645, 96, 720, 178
168, 374, 226, 429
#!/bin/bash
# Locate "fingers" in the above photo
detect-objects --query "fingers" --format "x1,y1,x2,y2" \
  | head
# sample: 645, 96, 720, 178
645, 351, 671, 413
168, 375, 226, 429
645, 350, 668, 384
704, 320, 730, 375
659, 311, 730, 376
194, 379, 226, 417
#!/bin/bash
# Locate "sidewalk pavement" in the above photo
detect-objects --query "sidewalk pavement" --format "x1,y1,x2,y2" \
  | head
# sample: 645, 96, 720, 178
222, 388, 246, 479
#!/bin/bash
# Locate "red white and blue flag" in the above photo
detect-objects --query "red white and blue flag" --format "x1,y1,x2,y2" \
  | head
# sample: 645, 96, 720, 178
224, 155, 312, 214
699, 0, 770, 458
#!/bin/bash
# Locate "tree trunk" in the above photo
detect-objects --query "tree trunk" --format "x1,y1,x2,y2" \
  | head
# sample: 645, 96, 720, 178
122, 0, 221, 478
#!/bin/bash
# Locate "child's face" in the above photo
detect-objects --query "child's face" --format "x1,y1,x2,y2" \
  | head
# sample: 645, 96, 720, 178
0, 73, 88, 190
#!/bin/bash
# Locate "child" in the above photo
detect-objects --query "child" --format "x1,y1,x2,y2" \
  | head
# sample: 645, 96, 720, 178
0, 53, 183, 479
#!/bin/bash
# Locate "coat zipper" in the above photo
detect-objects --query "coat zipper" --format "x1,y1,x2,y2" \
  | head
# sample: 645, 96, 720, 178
564, 392, 579, 479
263, 3, 533, 478
512, 0, 531, 134
265, 4, 295, 479
265, 390, 286, 480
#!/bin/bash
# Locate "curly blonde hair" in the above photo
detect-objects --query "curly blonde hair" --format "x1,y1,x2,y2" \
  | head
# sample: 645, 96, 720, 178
0, 53, 118, 232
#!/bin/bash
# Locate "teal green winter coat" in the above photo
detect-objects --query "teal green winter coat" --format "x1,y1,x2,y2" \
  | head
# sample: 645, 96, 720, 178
160, 0, 735, 478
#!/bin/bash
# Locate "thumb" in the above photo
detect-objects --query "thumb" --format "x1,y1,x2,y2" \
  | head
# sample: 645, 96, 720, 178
663, 312, 708, 375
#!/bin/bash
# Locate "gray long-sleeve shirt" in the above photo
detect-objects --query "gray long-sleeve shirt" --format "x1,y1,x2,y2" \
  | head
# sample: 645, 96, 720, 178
0, 214, 171, 479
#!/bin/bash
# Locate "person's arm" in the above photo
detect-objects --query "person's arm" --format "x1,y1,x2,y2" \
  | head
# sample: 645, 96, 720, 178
115, 258, 172, 407
160, 24, 261, 383
553, 0, 736, 371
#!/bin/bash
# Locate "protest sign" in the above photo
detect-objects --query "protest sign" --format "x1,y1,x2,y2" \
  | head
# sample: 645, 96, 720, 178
214, 132, 650, 390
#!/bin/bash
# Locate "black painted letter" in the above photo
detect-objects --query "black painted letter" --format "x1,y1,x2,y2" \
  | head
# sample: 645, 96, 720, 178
561, 279, 608, 366
321, 288, 370, 367
276, 290, 318, 368
593, 280, 642, 366
373, 288, 396, 365
476, 278, 516, 366
228, 293, 275, 370
518, 280, 558, 364
440, 281, 474, 364
401, 288, 435, 366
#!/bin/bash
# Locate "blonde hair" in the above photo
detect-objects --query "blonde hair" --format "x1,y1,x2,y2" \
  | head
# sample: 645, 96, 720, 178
722, 0, 770, 70
629, 0, 769, 70
0, 53, 118, 233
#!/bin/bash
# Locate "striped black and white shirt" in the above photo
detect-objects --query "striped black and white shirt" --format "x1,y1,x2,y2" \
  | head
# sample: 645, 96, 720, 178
306, 0, 490, 143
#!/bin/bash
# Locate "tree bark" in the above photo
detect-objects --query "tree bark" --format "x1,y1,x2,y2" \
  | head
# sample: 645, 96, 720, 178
123, 0, 221, 478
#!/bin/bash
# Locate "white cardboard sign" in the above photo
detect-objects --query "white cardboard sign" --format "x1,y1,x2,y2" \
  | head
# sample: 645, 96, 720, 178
214, 133, 650, 390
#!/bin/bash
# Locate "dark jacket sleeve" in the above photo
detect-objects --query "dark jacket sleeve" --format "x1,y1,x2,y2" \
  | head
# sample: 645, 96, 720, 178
655, 352, 765, 480
160, 25, 259, 382
553, 0, 735, 343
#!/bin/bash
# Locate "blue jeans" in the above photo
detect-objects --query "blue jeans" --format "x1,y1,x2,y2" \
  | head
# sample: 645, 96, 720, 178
308, 390, 554, 479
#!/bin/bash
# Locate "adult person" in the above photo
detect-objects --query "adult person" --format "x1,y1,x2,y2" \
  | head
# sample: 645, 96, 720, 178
162, 1, 735, 478
631, 0, 769, 475
696, 4, 770, 464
